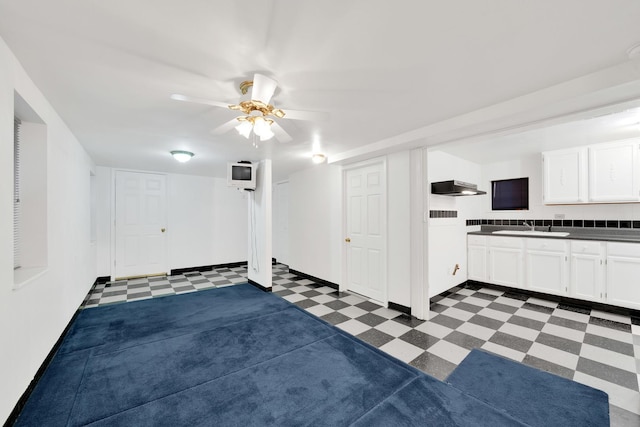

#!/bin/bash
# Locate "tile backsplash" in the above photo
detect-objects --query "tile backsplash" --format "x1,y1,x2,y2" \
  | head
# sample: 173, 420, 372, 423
466, 219, 640, 229
430, 210, 458, 218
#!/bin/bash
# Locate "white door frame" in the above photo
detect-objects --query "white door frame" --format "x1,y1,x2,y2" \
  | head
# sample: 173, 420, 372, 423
110, 168, 169, 280
341, 157, 388, 305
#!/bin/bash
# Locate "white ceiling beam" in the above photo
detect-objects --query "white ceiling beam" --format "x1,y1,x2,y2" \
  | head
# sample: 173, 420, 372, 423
329, 59, 640, 165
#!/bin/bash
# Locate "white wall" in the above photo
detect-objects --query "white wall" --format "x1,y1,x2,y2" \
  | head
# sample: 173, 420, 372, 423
427, 150, 482, 297
211, 178, 248, 266
273, 181, 290, 265
288, 163, 343, 284
170, 173, 247, 269
288, 153, 413, 308
0, 37, 96, 422
95, 168, 247, 277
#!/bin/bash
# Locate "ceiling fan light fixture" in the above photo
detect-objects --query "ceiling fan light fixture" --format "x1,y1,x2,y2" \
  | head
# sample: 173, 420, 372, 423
235, 120, 252, 138
260, 127, 275, 141
252, 116, 269, 137
170, 150, 194, 163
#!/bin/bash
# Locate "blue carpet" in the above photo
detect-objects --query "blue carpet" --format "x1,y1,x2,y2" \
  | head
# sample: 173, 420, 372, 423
446, 348, 610, 427
15, 285, 609, 426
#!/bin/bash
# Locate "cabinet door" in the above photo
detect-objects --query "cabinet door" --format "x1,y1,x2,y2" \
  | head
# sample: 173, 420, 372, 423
468, 245, 487, 281
570, 241, 604, 302
589, 139, 640, 202
525, 239, 568, 296
607, 256, 640, 310
488, 237, 524, 288
542, 148, 587, 204
489, 247, 523, 288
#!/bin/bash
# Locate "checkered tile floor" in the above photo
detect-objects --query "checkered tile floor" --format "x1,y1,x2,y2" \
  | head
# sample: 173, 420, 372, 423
82, 264, 640, 426
81, 266, 248, 308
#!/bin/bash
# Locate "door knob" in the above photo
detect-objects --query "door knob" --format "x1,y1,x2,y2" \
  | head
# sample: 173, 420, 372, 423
345, 238, 351, 243
161, 228, 166, 233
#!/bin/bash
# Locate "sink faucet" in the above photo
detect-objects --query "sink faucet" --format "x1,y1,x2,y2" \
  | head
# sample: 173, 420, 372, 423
523, 221, 535, 231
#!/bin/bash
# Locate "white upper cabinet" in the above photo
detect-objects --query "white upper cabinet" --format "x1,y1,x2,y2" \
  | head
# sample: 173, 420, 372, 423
543, 138, 640, 204
542, 147, 587, 203
588, 139, 640, 202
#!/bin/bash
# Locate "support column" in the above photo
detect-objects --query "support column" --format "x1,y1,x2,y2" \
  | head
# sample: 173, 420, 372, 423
247, 159, 272, 291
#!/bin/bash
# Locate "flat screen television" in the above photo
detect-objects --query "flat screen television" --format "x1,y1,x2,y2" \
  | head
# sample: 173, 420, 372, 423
492, 177, 528, 210
227, 162, 256, 190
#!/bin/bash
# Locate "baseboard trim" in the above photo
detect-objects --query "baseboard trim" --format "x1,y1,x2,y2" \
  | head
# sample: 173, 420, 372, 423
247, 279, 272, 292
462, 280, 640, 319
96, 276, 110, 285
288, 269, 339, 290
4, 310, 80, 427
170, 261, 247, 276
388, 301, 411, 315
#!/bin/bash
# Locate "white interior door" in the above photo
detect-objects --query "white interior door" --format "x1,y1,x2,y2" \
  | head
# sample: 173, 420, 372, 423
345, 162, 386, 303
115, 171, 168, 279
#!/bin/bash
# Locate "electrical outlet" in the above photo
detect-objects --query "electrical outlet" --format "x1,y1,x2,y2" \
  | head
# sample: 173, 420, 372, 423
554, 214, 565, 220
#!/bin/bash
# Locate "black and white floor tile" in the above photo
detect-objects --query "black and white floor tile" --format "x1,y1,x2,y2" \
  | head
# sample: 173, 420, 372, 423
81, 266, 248, 308
82, 264, 640, 426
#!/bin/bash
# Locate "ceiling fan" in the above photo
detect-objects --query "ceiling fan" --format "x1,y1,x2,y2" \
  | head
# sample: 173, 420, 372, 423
171, 73, 326, 144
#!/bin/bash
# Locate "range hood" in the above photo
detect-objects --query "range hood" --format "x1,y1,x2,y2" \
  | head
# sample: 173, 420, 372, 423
431, 180, 486, 196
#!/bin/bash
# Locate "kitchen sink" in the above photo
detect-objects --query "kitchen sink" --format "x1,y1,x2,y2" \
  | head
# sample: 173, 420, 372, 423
492, 230, 570, 237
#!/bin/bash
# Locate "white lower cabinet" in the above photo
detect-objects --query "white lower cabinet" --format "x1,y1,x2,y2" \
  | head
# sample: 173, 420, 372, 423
468, 234, 640, 311
607, 242, 640, 310
467, 235, 488, 282
487, 236, 524, 289
525, 238, 568, 296
570, 241, 605, 302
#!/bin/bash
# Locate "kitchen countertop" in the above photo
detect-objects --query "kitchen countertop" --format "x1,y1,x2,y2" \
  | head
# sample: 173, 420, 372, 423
468, 225, 640, 243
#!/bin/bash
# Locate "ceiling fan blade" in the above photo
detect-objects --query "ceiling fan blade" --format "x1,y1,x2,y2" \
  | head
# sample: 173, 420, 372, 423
281, 109, 330, 122
272, 122, 293, 143
211, 118, 239, 135
252, 73, 278, 104
170, 93, 230, 109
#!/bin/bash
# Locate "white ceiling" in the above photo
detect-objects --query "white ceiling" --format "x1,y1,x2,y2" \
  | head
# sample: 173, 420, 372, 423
1, 1, 640, 180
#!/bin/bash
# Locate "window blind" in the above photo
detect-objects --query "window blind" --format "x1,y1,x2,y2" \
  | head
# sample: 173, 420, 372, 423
14, 117, 21, 270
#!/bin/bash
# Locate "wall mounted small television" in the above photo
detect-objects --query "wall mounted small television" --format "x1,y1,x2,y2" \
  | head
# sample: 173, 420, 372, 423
227, 162, 256, 191
491, 177, 529, 210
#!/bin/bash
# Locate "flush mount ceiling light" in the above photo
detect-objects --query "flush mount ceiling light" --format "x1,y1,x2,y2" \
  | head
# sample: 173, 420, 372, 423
311, 135, 326, 163
170, 150, 194, 163
311, 153, 326, 164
